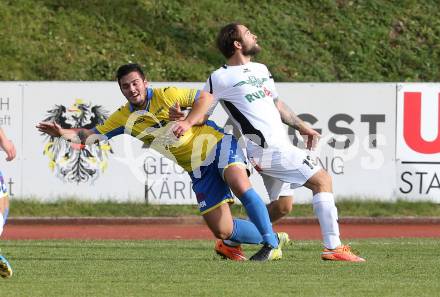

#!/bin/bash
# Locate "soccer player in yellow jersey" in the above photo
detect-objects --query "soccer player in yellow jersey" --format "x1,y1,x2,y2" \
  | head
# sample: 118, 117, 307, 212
0, 128, 15, 278
37, 63, 283, 261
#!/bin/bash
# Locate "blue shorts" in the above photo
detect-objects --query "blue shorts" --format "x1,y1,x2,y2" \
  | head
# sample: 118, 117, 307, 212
0, 171, 7, 199
189, 134, 247, 215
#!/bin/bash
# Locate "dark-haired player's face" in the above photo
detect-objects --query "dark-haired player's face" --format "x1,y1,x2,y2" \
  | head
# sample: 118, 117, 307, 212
238, 25, 261, 56
119, 71, 148, 108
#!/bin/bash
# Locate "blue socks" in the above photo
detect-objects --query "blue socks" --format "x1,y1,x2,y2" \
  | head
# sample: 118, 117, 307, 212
228, 218, 263, 244
238, 188, 278, 248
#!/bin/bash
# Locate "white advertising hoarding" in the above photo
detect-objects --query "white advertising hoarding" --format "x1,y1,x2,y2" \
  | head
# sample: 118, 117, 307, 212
148, 83, 398, 203
396, 84, 440, 201
22, 82, 147, 201
276, 83, 397, 202
1, 81, 438, 203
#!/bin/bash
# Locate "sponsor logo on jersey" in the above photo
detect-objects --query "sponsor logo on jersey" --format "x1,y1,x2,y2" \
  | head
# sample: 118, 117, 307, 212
233, 76, 273, 103
233, 76, 268, 88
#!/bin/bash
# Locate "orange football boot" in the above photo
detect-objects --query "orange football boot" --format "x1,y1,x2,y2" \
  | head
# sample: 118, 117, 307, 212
321, 245, 366, 262
215, 240, 247, 261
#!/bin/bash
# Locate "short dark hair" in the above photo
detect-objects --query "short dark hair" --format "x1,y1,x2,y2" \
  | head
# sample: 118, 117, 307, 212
216, 22, 242, 59
116, 63, 145, 84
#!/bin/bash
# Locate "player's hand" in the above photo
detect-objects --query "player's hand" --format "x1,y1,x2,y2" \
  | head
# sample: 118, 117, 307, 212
172, 120, 191, 138
36, 121, 63, 138
169, 102, 186, 121
300, 127, 321, 150
1, 139, 16, 161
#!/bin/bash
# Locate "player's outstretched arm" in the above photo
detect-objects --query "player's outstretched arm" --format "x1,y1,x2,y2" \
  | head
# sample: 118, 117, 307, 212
0, 128, 16, 161
172, 91, 213, 138
36, 122, 96, 145
274, 98, 320, 150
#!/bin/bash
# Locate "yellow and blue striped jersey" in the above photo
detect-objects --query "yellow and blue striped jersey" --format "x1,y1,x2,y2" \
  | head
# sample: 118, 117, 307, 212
93, 87, 224, 172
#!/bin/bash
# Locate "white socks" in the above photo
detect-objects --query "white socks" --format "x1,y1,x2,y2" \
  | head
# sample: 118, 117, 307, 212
312, 192, 341, 249
0, 212, 3, 237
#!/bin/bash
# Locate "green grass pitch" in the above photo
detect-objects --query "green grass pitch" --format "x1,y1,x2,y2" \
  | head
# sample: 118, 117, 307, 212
1, 239, 439, 297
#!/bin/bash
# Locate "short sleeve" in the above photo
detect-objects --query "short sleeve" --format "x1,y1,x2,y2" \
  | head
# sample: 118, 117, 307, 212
163, 87, 200, 108
203, 75, 220, 115
265, 67, 279, 100
93, 109, 125, 139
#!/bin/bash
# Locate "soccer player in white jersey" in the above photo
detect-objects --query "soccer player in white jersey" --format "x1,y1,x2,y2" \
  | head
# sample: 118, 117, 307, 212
171, 23, 365, 262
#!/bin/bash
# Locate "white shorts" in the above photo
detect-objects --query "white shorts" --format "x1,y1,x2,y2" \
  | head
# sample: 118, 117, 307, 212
247, 141, 321, 201
261, 174, 295, 201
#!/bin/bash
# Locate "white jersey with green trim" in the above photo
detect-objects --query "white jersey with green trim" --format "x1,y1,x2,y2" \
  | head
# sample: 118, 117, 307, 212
204, 62, 290, 148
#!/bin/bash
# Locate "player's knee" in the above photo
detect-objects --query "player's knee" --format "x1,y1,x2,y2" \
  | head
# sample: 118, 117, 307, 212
308, 169, 333, 193
318, 170, 332, 187
279, 203, 292, 216
214, 230, 232, 240
211, 226, 233, 240
277, 199, 293, 216
223, 165, 251, 197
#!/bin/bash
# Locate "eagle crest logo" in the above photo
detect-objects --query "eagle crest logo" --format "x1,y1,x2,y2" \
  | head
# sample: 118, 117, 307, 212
40, 99, 113, 183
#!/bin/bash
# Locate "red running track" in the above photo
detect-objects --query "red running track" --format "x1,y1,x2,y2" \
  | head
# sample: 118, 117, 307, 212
3, 217, 440, 240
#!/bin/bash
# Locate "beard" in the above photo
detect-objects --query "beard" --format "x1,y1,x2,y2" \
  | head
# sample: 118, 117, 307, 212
242, 43, 261, 56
